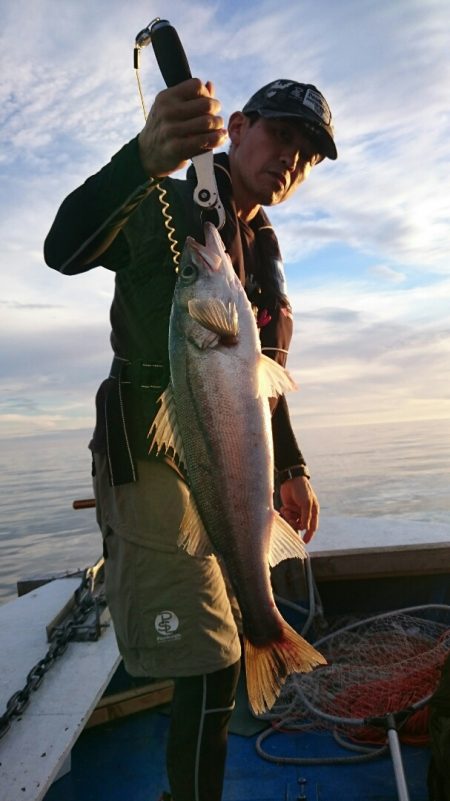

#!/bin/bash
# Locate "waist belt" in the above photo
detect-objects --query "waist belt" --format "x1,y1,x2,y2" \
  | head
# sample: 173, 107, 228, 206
109, 356, 167, 390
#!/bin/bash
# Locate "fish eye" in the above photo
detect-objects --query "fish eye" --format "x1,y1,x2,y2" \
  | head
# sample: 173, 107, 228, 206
180, 263, 198, 283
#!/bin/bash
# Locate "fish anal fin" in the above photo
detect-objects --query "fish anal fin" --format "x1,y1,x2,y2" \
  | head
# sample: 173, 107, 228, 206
268, 513, 307, 568
244, 622, 326, 715
258, 354, 297, 399
178, 494, 214, 557
148, 384, 186, 468
188, 298, 239, 339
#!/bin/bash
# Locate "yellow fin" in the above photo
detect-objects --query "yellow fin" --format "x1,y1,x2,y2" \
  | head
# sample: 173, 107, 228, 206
188, 298, 239, 338
268, 513, 307, 568
258, 354, 297, 399
178, 493, 214, 557
147, 383, 186, 467
244, 621, 326, 715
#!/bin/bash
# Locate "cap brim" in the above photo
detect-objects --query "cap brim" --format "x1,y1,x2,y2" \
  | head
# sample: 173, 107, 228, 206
257, 109, 338, 160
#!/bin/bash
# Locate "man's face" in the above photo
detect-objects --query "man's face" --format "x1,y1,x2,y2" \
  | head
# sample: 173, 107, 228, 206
228, 114, 323, 211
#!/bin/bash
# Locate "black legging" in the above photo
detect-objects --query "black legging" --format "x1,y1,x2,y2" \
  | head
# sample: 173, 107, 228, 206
166, 660, 241, 801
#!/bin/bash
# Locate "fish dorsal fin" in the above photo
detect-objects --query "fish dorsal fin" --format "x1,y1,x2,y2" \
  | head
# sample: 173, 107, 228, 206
268, 512, 307, 567
147, 383, 186, 468
258, 354, 297, 399
188, 298, 239, 339
178, 494, 214, 557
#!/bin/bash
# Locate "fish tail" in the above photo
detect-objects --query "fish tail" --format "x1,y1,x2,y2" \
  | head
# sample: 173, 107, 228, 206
244, 622, 326, 715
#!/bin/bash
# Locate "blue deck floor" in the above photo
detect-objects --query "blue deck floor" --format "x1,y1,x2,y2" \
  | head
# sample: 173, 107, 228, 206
43, 704, 431, 801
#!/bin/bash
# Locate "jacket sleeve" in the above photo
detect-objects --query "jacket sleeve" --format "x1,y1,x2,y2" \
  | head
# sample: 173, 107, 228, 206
271, 395, 308, 473
258, 301, 309, 474
44, 136, 156, 275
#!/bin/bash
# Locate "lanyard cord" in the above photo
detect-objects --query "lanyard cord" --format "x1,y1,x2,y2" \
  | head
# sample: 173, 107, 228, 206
59, 27, 182, 276
134, 42, 149, 121
134, 31, 181, 271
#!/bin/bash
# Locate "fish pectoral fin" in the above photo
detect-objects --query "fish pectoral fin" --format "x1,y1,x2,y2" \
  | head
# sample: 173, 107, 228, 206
147, 383, 186, 468
188, 298, 239, 339
244, 623, 327, 715
268, 513, 307, 567
258, 355, 297, 399
178, 494, 214, 557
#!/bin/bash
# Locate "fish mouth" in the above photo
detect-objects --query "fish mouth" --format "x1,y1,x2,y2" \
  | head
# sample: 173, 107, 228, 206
187, 238, 220, 273
186, 223, 226, 273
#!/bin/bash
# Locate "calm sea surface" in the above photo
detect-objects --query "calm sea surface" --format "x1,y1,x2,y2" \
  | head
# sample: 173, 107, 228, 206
0, 418, 449, 604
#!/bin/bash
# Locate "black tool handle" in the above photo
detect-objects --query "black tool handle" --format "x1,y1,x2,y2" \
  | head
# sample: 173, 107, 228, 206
150, 19, 192, 87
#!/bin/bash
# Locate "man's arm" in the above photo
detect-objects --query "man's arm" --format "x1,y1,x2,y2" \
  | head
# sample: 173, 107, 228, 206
44, 137, 154, 274
272, 395, 320, 543
44, 79, 227, 275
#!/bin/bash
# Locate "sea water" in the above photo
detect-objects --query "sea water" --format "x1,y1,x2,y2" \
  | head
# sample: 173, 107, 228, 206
0, 418, 449, 604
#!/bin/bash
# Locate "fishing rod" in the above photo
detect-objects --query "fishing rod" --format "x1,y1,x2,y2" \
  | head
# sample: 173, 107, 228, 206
134, 17, 192, 92
134, 18, 225, 227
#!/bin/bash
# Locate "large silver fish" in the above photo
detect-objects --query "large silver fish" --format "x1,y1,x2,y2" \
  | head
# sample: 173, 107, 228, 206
150, 222, 325, 714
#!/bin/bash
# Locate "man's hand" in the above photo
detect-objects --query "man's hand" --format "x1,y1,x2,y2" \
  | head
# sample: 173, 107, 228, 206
138, 78, 228, 178
279, 476, 320, 544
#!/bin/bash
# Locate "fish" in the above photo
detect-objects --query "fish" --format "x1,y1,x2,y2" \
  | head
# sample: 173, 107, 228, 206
150, 222, 326, 714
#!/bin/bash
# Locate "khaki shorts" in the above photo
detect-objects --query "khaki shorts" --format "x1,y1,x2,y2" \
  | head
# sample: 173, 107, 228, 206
93, 453, 241, 677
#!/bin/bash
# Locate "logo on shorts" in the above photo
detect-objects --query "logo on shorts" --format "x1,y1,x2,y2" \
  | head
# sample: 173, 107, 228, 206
155, 610, 181, 643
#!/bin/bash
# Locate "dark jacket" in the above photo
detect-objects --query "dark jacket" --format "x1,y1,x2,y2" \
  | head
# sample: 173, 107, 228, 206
44, 137, 307, 485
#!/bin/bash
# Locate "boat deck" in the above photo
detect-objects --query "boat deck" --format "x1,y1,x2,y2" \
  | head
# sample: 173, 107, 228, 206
42, 698, 431, 801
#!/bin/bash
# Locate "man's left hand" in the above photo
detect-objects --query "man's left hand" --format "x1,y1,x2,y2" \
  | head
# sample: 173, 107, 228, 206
279, 476, 319, 544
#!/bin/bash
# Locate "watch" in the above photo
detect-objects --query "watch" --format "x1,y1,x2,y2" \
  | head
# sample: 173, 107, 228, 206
277, 465, 311, 483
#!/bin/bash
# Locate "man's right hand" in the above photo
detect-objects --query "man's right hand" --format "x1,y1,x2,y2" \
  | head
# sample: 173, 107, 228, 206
138, 78, 228, 178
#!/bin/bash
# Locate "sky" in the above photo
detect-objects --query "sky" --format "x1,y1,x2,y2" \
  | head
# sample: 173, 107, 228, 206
1, 0, 449, 441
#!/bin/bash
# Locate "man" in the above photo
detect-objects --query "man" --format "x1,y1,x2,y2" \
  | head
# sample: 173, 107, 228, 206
44, 77, 337, 801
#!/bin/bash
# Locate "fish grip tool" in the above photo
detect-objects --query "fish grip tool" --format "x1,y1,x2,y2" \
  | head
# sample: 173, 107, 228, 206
135, 18, 225, 229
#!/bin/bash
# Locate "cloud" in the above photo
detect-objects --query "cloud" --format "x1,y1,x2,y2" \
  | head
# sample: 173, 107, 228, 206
0, 319, 111, 438
285, 291, 450, 427
1, 0, 449, 437
369, 264, 406, 284
259, 1, 450, 273
297, 307, 362, 324
0, 299, 64, 310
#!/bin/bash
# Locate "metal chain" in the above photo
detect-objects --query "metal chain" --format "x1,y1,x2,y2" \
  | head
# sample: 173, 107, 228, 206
0, 561, 107, 740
